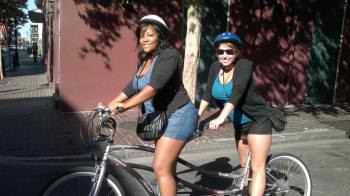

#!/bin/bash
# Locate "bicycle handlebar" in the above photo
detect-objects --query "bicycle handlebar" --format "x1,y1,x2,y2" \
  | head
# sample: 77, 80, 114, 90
81, 106, 118, 148
84, 106, 205, 148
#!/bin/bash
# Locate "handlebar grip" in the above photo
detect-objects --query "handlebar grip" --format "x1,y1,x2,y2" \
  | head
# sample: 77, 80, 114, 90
116, 107, 126, 113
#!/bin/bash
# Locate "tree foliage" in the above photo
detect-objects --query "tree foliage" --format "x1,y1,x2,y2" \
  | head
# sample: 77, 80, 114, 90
0, 0, 28, 27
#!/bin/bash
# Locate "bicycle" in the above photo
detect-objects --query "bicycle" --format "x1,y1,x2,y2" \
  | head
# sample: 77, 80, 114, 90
42, 107, 312, 196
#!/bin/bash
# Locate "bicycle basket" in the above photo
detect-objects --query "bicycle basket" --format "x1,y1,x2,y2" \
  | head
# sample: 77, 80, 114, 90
80, 110, 116, 150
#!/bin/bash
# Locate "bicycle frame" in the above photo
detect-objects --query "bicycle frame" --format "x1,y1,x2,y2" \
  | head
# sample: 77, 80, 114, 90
88, 140, 251, 196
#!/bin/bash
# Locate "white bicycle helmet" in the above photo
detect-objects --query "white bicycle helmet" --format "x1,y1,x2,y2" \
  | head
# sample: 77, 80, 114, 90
140, 15, 168, 30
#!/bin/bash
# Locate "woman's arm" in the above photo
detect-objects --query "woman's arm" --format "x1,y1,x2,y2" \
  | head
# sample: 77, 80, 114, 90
198, 100, 209, 117
123, 85, 156, 110
209, 102, 234, 129
108, 85, 156, 111
107, 92, 128, 110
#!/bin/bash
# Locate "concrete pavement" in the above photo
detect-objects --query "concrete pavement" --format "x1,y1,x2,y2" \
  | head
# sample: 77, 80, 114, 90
0, 51, 349, 160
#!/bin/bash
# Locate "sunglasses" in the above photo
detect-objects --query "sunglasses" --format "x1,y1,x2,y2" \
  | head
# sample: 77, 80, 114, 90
216, 49, 235, 55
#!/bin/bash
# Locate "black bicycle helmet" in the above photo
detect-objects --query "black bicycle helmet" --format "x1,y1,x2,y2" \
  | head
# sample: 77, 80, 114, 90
213, 32, 242, 48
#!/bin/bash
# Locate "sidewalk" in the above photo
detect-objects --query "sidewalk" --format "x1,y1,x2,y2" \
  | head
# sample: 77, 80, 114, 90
0, 52, 349, 160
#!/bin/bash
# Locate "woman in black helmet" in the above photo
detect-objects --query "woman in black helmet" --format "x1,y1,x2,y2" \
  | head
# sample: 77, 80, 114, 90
198, 32, 272, 196
106, 15, 198, 196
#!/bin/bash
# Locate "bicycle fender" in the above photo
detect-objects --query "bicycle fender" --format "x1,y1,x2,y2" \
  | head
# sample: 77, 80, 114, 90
107, 163, 157, 196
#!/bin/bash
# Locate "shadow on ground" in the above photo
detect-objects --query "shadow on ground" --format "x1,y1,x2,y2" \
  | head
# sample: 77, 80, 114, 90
176, 157, 240, 196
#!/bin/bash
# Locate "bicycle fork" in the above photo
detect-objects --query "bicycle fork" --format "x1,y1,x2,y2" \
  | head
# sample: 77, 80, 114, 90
89, 144, 111, 196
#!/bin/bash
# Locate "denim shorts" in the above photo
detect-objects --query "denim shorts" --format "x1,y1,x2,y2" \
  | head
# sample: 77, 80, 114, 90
162, 101, 198, 141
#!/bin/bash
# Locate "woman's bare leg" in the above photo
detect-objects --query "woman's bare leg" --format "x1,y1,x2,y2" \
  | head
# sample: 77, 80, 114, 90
247, 134, 272, 196
153, 136, 186, 196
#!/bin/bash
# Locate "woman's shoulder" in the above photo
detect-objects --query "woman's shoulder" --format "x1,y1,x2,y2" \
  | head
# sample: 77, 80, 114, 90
160, 47, 180, 57
236, 58, 253, 72
237, 58, 253, 66
210, 61, 221, 69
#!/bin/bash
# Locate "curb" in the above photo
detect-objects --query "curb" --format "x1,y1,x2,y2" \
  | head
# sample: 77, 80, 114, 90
180, 128, 348, 155
110, 128, 349, 159
1, 128, 346, 163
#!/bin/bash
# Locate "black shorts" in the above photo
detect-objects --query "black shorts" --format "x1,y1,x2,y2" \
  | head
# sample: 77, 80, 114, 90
233, 116, 272, 140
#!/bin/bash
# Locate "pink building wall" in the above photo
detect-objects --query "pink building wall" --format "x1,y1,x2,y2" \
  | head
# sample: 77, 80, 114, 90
43, 0, 347, 111
49, 0, 182, 112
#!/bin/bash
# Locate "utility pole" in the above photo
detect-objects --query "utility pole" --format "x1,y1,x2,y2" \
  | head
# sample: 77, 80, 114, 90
14, 19, 19, 69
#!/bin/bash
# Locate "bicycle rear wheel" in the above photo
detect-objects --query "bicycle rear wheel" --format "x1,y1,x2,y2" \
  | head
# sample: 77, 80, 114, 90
265, 153, 312, 196
42, 167, 124, 196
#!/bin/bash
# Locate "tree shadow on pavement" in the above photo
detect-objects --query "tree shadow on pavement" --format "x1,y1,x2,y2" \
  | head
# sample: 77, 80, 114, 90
177, 157, 240, 196
0, 96, 90, 156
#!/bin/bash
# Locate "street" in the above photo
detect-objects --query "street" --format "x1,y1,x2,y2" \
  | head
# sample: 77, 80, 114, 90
0, 138, 349, 196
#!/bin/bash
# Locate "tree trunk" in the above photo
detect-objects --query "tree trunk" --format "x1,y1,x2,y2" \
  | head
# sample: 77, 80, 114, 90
183, 0, 202, 103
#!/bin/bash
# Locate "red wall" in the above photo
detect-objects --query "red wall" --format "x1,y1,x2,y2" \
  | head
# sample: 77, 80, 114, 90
54, 0, 182, 112
58, 1, 137, 111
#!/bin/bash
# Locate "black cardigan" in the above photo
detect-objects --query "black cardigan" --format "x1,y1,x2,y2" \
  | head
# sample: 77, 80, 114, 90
202, 58, 269, 120
123, 47, 190, 116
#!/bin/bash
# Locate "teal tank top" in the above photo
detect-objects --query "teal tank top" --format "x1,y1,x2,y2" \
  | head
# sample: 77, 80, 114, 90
212, 75, 251, 125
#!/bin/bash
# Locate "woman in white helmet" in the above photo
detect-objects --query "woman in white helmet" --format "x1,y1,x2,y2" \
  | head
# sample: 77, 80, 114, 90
106, 15, 198, 196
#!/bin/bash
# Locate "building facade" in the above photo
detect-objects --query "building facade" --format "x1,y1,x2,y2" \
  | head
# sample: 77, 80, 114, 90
30, 23, 43, 56
35, 0, 349, 112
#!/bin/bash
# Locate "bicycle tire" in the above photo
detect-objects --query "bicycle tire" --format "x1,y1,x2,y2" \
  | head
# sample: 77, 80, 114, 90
266, 153, 312, 196
42, 167, 125, 196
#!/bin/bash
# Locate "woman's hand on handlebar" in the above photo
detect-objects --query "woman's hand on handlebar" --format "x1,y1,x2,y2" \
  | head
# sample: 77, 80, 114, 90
96, 102, 126, 114
108, 102, 126, 114
209, 117, 225, 130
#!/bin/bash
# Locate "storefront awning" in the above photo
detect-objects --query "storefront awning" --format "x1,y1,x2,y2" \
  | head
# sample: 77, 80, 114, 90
28, 9, 44, 23
35, 0, 44, 9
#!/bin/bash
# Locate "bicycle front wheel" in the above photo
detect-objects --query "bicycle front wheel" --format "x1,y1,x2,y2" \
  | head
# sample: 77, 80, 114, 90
266, 153, 312, 196
42, 167, 124, 196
